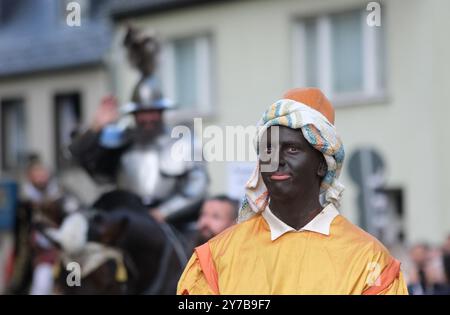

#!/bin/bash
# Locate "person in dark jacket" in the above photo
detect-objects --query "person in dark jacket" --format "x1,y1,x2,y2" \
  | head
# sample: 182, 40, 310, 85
69, 26, 208, 225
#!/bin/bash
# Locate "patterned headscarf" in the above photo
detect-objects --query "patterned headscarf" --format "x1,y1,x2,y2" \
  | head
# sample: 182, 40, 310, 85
238, 98, 345, 222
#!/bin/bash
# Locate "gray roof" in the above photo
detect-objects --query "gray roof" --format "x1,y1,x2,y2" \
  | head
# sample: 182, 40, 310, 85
109, 0, 213, 19
0, 0, 219, 78
0, 0, 112, 78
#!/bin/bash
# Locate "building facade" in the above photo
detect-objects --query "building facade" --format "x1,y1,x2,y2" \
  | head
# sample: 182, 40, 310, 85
0, 0, 448, 247
112, 0, 450, 245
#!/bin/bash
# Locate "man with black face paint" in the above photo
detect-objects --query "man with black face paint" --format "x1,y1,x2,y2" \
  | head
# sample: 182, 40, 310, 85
178, 88, 408, 295
259, 126, 328, 231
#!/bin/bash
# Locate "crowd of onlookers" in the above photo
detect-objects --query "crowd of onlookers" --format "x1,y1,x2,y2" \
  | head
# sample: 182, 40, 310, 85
402, 238, 450, 295
3, 154, 450, 294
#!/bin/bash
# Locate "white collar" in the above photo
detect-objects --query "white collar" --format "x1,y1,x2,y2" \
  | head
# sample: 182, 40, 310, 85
261, 203, 339, 241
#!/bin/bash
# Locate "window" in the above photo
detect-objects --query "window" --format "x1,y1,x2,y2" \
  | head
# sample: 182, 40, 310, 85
293, 8, 385, 105
1, 99, 27, 171
160, 35, 213, 116
54, 93, 82, 170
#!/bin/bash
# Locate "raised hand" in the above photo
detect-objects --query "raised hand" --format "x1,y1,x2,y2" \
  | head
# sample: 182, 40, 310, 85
92, 95, 119, 131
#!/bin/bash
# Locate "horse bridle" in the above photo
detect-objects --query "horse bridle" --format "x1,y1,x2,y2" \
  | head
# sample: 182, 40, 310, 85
86, 210, 188, 294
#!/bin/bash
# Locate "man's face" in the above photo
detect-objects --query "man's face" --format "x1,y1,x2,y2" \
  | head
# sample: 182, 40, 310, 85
410, 244, 429, 267
28, 165, 50, 191
134, 109, 163, 138
197, 200, 236, 241
259, 126, 325, 201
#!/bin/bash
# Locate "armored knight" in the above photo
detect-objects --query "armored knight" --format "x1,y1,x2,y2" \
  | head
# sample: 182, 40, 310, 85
69, 26, 208, 224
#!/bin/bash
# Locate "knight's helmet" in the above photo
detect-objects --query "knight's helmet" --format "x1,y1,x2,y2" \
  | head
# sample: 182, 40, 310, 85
121, 25, 174, 114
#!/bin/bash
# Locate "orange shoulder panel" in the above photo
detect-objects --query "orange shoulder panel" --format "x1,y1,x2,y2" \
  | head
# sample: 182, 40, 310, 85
362, 258, 401, 295
195, 242, 220, 295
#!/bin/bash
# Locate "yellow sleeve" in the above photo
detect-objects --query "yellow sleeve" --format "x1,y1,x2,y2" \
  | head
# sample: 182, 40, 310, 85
377, 271, 409, 295
177, 252, 214, 295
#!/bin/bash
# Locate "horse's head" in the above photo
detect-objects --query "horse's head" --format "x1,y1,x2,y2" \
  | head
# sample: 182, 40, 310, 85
88, 210, 129, 247
48, 189, 184, 294
47, 210, 131, 294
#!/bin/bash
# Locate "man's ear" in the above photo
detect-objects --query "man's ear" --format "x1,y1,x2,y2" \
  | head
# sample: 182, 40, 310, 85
99, 216, 129, 246
317, 160, 327, 178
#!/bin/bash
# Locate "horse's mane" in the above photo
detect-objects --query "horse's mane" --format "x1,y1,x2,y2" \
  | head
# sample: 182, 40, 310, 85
92, 189, 147, 213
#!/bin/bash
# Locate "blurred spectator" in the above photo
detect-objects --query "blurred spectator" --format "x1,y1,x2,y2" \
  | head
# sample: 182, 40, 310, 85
407, 243, 430, 294
21, 156, 58, 295
195, 195, 239, 246
423, 247, 450, 294
442, 235, 450, 291
21, 155, 62, 206
407, 241, 450, 295
442, 235, 450, 284
19, 155, 79, 294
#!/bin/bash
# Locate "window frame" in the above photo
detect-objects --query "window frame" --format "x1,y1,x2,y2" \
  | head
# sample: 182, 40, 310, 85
292, 7, 387, 106
160, 33, 215, 122
0, 97, 27, 172
53, 91, 83, 171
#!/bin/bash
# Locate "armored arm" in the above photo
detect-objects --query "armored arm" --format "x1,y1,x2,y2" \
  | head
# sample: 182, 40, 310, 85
159, 161, 209, 223
68, 129, 126, 184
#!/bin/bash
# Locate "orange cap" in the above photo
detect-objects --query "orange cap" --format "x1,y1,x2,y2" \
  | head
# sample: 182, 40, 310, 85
283, 87, 335, 124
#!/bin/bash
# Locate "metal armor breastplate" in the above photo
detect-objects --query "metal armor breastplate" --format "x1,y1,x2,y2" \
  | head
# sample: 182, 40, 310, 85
117, 135, 190, 205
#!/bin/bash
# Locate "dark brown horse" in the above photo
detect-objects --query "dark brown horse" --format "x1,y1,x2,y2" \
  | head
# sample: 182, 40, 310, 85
55, 190, 189, 295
